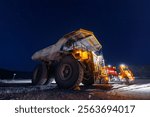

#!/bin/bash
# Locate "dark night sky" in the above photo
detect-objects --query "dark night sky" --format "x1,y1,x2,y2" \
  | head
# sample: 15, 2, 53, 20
0, 0, 150, 71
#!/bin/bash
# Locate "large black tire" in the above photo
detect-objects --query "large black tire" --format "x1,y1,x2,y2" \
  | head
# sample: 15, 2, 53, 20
55, 55, 84, 89
45, 77, 54, 85
32, 63, 48, 85
82, 76, 94, 86
45, 65, 55, 85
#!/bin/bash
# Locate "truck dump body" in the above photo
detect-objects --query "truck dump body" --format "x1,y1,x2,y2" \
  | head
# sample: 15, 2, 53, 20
32, 29, 102, 62
31, 37, 67, 61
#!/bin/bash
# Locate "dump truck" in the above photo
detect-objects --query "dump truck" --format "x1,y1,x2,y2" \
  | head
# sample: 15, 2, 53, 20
31, 29, 109, 89
31, 29, 134, 88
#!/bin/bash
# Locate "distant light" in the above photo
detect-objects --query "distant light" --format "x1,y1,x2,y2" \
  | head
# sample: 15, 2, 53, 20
12, 73, 16, 80
120, 64, 125, 67
108, 65, 111, 67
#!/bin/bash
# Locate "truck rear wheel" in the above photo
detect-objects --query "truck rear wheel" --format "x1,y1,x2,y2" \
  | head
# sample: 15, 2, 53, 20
32, 63, 48, 85
45, 65, 55, 85
55, 55, 83, 89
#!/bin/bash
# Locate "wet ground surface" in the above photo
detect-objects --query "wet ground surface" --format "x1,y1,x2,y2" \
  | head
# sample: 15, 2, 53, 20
0, 79, 150, 100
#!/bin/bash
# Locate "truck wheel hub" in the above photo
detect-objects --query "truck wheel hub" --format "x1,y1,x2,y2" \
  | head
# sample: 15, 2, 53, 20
60, 64, 72, 80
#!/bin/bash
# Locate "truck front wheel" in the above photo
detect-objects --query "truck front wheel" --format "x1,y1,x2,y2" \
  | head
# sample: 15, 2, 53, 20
55, 55, 84, 89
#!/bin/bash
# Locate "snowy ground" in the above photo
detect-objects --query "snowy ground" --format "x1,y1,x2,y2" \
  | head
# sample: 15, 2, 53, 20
0, 78, 150, 100
0, 79, 31, 84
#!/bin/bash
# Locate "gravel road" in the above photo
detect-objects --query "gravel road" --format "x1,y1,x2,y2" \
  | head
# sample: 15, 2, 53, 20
0, 78, 150, 100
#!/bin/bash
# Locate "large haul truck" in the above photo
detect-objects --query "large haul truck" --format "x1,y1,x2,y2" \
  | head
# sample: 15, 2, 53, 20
31, 29, 134, 89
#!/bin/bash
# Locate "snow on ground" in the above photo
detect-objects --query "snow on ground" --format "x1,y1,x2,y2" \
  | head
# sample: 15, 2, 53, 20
0, 78, 150, 100
105, 79, 150, 99
0, 79, 31, 83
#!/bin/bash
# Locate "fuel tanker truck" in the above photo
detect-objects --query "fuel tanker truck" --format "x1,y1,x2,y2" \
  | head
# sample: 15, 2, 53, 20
31, 29, 134, 89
